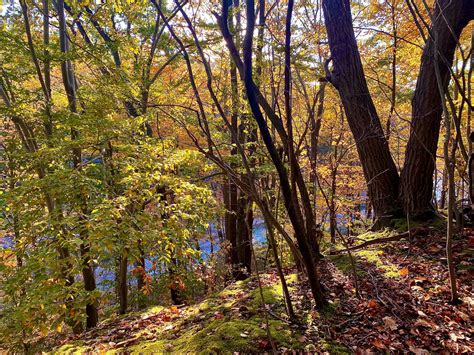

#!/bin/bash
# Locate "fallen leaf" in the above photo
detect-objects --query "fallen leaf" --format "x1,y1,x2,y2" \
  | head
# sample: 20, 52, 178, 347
257, 339, 270, 350
298, 335, 307, 342
399, 268, 409, 277
383, 316, 398, 330
56, 323, 63, 333
372, 338, 386, 349
368, 299, 378, 309
414, 319, 432, 328
417, 310, 427, 317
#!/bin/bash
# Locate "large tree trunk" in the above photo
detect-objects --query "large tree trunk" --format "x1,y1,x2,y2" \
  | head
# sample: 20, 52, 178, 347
400, 0, 474, 219
322, 0, 401, 226
225, 62, 239, 279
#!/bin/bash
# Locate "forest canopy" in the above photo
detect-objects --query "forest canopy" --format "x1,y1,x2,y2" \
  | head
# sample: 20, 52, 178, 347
0, 0, 473, 352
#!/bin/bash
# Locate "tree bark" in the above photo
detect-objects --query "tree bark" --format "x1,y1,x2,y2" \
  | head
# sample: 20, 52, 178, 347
400, 0, 474, 218
80, 244, 99, 328
241, 0, 326, 307
469, 143, 474, 208
322, 0, 401, 225
169, 258, 184, 305
236, 192, 252, 280
136, 240, 146, 309
57, 0, 98, 329
118, 252, 128, 314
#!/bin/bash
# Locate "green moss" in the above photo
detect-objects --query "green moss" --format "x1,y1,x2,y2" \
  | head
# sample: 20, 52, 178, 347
128, 317, 303, 353
285, 273, 298, 285
329, 254, 366, 276
319, 339, 351, 354
53, 342, 91, 354
55, 273, 307, 354
246, 274, 298, 311
391, 217, 445, 232
357, 228, 394, 241
249, 286, 280, 310
315, 301, 339, 320
355, 249, 399, 278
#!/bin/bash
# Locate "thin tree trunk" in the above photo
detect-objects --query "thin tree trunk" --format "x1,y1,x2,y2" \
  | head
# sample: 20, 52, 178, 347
386, 1, 397, 142
118, 252, 128, 314
432, 18, 459, 303
169, 258, 184, 305
80, 243, 99, 328
469, 133, 474, 208
136, 240, 146, 309
440, 168, 448, 209
57, 0, 98, 329
241, 0, 326, 307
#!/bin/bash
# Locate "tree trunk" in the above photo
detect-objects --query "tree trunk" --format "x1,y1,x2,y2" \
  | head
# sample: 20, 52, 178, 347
57, 0, 98, 329
169, 258, 184, 305
241, 0, 326, 308
118, 252, 128, 314
236, 193, 253, 280
80, 244, 99, 328
400, 0, 473, 218
136, 239, 146, 309
469, 149, 474, 208
322, 0, 401, 225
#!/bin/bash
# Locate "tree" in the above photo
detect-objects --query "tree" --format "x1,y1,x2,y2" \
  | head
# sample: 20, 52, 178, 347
323, 0, 473, 223
400, 0, 474, 218
322, 0, 401, 226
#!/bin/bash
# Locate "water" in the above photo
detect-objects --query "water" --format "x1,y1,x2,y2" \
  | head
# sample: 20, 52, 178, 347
0, 220, 268, 289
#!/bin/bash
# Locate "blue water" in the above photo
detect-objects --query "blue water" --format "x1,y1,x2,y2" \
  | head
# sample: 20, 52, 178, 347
198, 219, 266, 257
0, 220, 268, 289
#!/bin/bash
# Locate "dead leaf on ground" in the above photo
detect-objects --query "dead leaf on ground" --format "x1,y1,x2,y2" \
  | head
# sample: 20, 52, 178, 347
368, 299, 378, 309
399, 268, 409, 277
383, 316, 398, 330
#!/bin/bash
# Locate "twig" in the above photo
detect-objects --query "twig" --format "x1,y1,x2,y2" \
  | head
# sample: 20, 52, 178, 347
247, 207, 277, 353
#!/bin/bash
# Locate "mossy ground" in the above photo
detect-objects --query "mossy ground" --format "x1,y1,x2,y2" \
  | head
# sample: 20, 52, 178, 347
53, 274, 307, 354
52, 222, 473, 353
328, 227, 416, 278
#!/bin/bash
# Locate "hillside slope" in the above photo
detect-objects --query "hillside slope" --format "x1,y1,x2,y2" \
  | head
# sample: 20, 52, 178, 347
53, 226, 473, 353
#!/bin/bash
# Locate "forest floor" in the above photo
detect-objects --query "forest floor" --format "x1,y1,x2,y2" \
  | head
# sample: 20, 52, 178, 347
52, 224, 473, 354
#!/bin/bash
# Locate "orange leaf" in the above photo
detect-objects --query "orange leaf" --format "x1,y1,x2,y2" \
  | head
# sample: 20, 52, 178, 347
368, 299, 378, 309
399, 268, 409, 277
372, 338, 386, 349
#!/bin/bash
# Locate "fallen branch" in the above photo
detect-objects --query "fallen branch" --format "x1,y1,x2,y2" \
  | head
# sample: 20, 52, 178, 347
330, 228, 427, 254
266, 308, 290, 324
